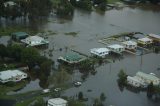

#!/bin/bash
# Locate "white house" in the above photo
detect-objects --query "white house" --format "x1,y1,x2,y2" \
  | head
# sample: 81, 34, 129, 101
48, 98, 67, 106
122, 40, 137, 50
21, 35, 49, 47
136, 71, 160, 86
127, 76, 146, 88
90, 48, 110, 58
137, 37, 152, 46
107, 44, 125, 54
148, 33, 160, 42
0, 70, 28, 83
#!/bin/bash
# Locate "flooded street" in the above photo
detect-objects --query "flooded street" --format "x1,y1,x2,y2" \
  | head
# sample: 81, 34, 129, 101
44, 6, 160, 106
1, 5, 160, 106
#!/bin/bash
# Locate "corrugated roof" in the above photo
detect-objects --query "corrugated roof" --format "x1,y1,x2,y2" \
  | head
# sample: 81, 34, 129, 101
64, 53, 83, 61
48, 98, 67, 105
136, 71, 160, 81
108, 44, 124, 49
138, 37, 152, 42
0, 70, 27, 80
149, 34, 160, 39
122, 40, 137, 45
90, 48, 110, 54
21, 35, 49, 46
12, 32, 29, 37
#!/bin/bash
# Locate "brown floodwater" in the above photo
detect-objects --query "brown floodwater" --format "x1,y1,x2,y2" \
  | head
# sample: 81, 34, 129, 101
1, 4, 160, 106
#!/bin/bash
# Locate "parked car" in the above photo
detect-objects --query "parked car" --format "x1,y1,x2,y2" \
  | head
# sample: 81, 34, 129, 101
74, 81, 82, 87
42, 89, 50, 93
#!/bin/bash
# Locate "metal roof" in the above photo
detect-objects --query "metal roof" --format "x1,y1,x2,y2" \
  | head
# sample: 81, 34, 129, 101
12, 32, 29, 37
21, 35, 49, 46
108, 44, 124, 49
64, 53, 83, 61
0, 70, 27, 80
122, 40, 137, 45
138, 37, 152, 42
90, 48, 110, 54
136, 71, 160, 81
48, 98, 67, 105
149, 34, 160, 39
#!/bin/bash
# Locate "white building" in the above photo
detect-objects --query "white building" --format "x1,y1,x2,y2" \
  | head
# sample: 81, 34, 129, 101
90, 48, 110, 58
136, 71, 160, 86
107, 44, 125, 54
48, 98, 67, 106
127, 76, 146, 88
122, 40, 137, 50
21, 35, 49, 47
0, 70, 28, 83
137, 37, 152, 46
148, 33, 160, 42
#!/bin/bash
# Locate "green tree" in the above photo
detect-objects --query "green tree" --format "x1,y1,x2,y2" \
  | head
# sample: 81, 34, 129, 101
8, 44, 23, 61
78, 91, 83, 100
93, 98, 103, 106
71, 0, 92, 11
100, 93, 106, 102
117, 69, 127, 85
21, 47, 39, 68
147, 82, 154, 98
0, 44, 7, 59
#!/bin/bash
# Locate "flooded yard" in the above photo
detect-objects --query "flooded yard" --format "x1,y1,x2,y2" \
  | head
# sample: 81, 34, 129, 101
0, 4, 160, 106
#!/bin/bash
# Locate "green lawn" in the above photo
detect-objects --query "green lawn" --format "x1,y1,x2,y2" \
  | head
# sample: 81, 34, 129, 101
0, 80, 29, 99
108, 0, 121, 3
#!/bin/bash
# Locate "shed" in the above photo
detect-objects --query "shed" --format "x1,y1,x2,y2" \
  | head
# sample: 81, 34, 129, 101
107, 44, 125, 54
90, 48, 110, 58
11, 32, 29, 41
47, 98, 67, 106
137, 37, 152, 45
122, 40, 137, 50
21, 35, 49, 47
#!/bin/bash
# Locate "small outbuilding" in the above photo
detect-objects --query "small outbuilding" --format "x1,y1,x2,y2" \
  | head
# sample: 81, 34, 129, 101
11, 32, 29, 41
90, 48, 110, 58
137, 37, 152, 46
122, 40, 137, 50
107, 44, 125, 54
47, 98, 67, 106
21, 35, 49, 47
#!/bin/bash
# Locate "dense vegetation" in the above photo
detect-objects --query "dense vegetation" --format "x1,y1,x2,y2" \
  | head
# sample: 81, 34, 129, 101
0, 44, 53, 88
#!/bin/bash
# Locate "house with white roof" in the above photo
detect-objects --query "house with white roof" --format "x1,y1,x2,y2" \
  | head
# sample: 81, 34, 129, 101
107, 44, 125, 54
122, 40, 137, 50
90, 48, 110, 58
127, 76, 147, 88
137, 37, 152, 46
21, 35, 49, 47
136, 71, 160, 86
0, 70, 28, 83
148, 33, 160, 43
48, 98, 67, 106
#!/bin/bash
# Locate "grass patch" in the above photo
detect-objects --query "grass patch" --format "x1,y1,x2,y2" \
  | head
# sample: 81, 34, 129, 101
108, 0, 121, 4
15, 96, 44, 106
64, 32, 78, 37
0, 80, 29, 99
0, 26, 38, 36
